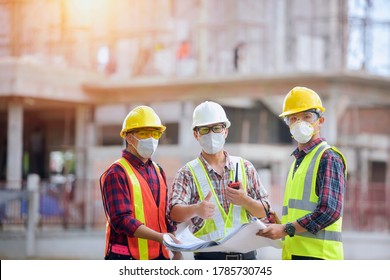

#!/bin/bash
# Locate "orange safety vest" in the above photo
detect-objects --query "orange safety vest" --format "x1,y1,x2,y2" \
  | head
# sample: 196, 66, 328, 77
100, 157, 170, 260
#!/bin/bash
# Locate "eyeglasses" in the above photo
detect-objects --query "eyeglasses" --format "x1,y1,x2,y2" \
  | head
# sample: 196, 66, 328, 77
130, 130, 163, 140
197, 124, 226, 135
284, 110, 320, 126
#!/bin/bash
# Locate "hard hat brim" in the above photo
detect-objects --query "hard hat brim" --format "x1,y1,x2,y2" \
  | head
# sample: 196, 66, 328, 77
192, 120, 231, 130
279, 106, 325, 118
120, 125, 166, 138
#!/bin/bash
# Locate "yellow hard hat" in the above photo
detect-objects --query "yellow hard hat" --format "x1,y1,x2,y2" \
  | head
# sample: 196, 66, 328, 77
279, 87, 325, 117
120, 106, 166, 138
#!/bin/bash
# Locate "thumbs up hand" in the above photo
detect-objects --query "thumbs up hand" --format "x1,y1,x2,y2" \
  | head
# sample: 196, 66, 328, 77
196, 191, 215, 220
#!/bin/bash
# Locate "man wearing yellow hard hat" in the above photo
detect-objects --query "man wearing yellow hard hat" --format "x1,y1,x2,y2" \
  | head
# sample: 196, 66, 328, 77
99, 105, 182, 260
257, 87, 347, 260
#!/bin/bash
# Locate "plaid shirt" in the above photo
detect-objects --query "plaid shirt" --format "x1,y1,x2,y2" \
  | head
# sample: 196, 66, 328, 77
293, 138, 346, 234
168, 151, 270, 233
101, 149, 174, 246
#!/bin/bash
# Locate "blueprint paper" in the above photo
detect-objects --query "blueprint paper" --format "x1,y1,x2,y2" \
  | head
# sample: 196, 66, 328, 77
163, 219, 283, 253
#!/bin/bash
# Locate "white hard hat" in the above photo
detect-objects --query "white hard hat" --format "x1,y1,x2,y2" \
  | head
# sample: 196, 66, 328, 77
192, 101, 231, 130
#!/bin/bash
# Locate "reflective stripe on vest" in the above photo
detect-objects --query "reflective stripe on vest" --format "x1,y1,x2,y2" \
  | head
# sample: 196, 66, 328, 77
116, 158, 149, 259
186, 156, 249, 241
100, 158, 169, 260
281, 142, 347, 260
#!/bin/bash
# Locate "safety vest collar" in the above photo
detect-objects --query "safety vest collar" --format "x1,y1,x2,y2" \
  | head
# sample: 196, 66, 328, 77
284, 141, 330, 215
187, 156, 248, 241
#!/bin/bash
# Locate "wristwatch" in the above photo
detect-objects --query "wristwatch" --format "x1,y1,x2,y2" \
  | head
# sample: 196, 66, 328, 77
285, 223, 296, 237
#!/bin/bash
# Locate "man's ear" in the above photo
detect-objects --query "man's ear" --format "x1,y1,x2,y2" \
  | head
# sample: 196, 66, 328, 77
125, 133, 133, 147
318, 116, 325, 127
193, 130, 199, 140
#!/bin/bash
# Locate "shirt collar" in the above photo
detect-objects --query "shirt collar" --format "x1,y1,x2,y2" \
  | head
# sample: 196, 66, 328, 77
122, 149, 152, 167
292, 138, 325, 159
199, 151, 230, 173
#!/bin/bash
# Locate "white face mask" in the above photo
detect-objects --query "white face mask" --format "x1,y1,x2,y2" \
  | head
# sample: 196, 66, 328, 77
199, 132, 225, 154
132, 136, 158, 158
290, 121, 315, 144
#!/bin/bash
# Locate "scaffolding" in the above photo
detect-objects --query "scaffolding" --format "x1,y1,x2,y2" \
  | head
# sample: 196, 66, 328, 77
0, 0, 389, 77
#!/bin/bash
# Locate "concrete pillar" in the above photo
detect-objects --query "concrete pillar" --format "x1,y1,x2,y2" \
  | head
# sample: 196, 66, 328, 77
328, 0, 341, 71
6, 101, 23, 189
75, 105, 88, 180
75, 105, 89, 228
26, 174, 40, 258
322, 91, 338, 144
274, 0, 286, 72
198, 0, 209, 75
179, 102, 197, 151
85, 112, 97, 230
359, 148, 370, 225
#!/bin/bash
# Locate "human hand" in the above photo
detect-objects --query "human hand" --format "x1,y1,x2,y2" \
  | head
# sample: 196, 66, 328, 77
196, 191, 215, 220
261, 211, 281, 224
170, 233, 181, 243
172, 251, 184, 260
256, 224, 286, 240
164, 234, 183, 259
226, 182, 247, 206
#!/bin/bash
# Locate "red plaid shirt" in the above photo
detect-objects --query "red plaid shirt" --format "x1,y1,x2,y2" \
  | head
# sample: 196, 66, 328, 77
101, 149, 175, 246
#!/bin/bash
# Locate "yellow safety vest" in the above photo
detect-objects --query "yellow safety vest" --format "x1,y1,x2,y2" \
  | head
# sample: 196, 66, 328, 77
282, 141, 347, 260
187, 156, 249, 241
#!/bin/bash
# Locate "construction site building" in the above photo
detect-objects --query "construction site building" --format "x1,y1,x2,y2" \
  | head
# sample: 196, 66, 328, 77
0, 0, 389, 237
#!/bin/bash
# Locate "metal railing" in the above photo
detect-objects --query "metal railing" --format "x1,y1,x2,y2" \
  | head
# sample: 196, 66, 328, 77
0, 176, 106, 231
1, 178, 388, 233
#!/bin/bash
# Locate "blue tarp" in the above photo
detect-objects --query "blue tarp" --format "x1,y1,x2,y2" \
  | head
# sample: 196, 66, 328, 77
20, 194, 63, 216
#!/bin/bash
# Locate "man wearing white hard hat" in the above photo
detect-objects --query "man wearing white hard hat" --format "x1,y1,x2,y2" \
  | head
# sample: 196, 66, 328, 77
168, 101, 272, 260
